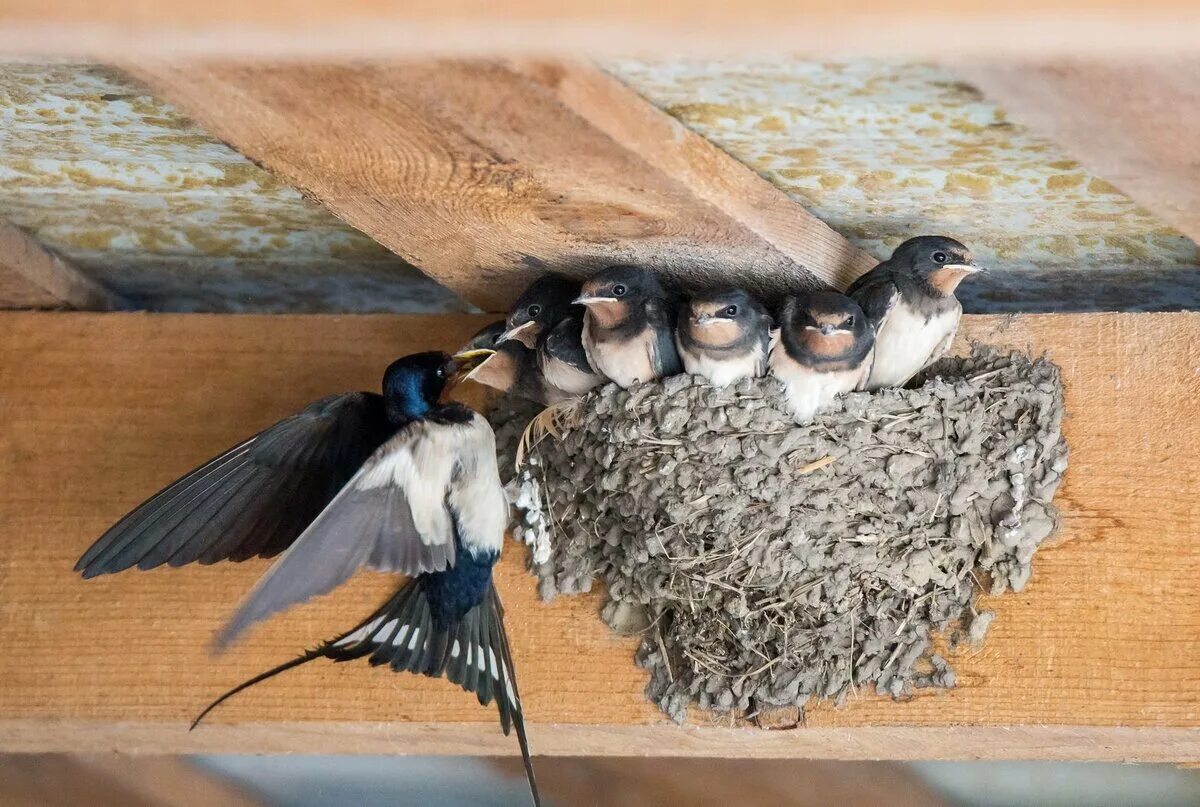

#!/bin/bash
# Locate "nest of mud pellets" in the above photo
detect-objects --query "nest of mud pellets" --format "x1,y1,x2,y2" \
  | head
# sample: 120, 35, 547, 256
491, 345, 1068, 724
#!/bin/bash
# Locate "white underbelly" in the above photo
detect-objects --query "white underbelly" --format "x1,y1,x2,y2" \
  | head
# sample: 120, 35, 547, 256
584, 327, 656, 388
769, 348, 863, 424
541, 355, 601, 395
678, 339, 764, 387
867, 303, 960, 390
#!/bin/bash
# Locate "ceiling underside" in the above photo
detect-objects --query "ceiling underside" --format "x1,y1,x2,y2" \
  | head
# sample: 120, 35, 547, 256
1, 60, 1197, 313
0, 63, 472, 313
608, 60, 1200, 313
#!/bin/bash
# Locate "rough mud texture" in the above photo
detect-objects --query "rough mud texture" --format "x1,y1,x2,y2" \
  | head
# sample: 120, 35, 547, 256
491, 346, 1067, 723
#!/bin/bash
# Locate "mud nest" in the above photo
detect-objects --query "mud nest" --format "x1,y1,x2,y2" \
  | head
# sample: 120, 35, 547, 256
491, 345, 1067, 723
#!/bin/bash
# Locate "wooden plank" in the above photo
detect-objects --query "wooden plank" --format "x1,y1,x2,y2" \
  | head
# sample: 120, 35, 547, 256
0, 220, 127, 310
73, 756, 266, 807
958, 60, 1200, 246
489, 758, 949, 806
5, 2, 1200, 59
0, 755, 264, 807
126, 60, 866, 311
0, 311, 1197, 759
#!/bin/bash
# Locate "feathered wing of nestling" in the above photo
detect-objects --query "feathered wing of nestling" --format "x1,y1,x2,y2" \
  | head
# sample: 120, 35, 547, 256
845, 267, 900, 335
75, 393, 393, 578
214, 408, 508, 649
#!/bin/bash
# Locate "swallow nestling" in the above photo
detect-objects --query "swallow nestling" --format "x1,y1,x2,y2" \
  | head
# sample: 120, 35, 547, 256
846, 236, 983, 391
575, 266, 681, 389
675, 288, 771, 387
537, 313, 604, 396
769, 291, 875, 424
500, 274, 581, 349
460, 320, 507, 353
75, 350, 540, 806
469, 338, 571, 405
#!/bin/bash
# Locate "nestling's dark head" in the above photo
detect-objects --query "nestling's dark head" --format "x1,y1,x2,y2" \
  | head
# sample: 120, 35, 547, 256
681, 287, 769, 347
780, 291, 873, 364
576, 266, 665, 327
382, 350, 493, 422
888, 236, 983, 295
540, 313, 589, 369
503, 274, 580, 348
460, 320, 506, 354
577, 266, 663, 305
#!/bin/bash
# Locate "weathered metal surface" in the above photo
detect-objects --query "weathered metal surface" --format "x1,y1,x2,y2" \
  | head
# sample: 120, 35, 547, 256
609, 60, 1200, 312
0, 63, 471, 313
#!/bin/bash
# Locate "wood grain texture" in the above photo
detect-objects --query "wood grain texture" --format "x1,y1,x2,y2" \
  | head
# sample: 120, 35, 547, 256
958, 60, 1200, 246
0, 312, 1197, 758
489, 757, 949, 806
126, 60, 850, 311
0, 219, 127, 310
0, 755, 264, 807
5, 2, 1200, 59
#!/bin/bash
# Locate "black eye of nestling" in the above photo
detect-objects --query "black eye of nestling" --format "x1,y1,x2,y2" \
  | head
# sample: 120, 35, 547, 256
436, 366, 445, 378
932, 251, 948, 264
724, 305, 738, 317
845, 315, 855, 328
528, 304, 541, 318
612, 284, 627, 297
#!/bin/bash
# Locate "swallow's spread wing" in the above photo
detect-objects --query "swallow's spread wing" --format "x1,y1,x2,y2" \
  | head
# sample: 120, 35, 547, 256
76, 393, 392, 578
215, 409, 508, 648
847, 270, 899, 334
194, 580, 540, 806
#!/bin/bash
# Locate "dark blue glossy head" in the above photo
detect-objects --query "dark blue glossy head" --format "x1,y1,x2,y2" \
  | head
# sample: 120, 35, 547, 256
382, 350, 492, 425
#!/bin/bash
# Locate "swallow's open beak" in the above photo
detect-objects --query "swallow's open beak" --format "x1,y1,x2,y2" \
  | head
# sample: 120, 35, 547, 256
498, 320, 538, 348
695, 313, 729, 326
446, 349, 496, 394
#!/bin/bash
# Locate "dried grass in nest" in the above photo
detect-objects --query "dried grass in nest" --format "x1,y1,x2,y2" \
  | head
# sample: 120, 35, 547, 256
491, 345, 1068, 724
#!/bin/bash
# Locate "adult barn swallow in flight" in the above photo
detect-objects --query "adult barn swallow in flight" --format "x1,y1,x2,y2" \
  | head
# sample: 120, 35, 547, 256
846, 236, 983, 391
675, 288, 771, 387
75, 350, 540, 806
575, 266, 681, 388
769, 291, 874, 424
500, 274, 581, 349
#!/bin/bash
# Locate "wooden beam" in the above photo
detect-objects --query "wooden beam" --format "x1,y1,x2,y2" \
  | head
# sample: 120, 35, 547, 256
125, 60, 871, 311
0, 755, 265, 807
489, 758, 949, 806
0, 312, 1197, 759
5, 3, 1200, 59
958, 60, 1200, 245
0, 220, 127, 310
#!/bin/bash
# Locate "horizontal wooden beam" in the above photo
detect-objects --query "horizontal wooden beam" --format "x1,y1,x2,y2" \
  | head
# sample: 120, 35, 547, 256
125, 60, 866, 311
0, 312, 1197, 759
958, 60, 1200, 246
5, 3, 1200, 59
0, 220, 127, 310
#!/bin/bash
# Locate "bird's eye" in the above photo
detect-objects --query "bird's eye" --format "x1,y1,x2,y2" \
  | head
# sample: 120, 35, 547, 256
436, 366, 445, 378
612, 284, 627, 297
724, 305, 738, 317
528, 304, 541, 318
845, 315, 855, 328
932, 251, 948, 263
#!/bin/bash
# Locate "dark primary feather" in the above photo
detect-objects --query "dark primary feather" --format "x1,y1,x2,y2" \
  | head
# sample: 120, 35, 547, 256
75, 393, 392, 579
192, 579, 541, 807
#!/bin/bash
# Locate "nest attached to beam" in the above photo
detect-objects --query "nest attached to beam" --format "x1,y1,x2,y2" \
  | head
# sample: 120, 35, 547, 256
492, 345, 1068, 723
